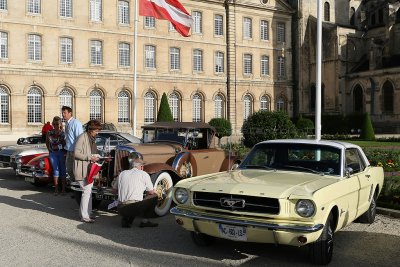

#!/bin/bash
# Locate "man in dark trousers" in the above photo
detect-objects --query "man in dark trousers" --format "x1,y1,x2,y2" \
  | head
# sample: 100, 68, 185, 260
112, 155, 158, 228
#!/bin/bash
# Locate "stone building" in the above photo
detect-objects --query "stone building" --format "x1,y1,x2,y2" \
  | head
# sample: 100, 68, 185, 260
289, 0, 400, 133
0, 0, 294, 138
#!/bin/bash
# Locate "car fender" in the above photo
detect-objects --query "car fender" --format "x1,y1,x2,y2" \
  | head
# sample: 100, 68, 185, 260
143, 163, 180, 183
172, 151, 198, 177
219, 155, 238, 172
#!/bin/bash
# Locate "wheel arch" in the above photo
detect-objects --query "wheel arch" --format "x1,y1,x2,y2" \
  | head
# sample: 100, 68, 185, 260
144, 163, 180, 184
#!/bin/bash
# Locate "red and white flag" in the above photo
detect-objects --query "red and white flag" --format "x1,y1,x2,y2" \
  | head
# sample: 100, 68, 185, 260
139, 0, 193, 37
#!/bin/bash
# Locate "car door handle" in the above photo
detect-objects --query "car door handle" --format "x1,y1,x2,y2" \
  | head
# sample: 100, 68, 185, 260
204, 156, 209, 159
365, 174, 371, 178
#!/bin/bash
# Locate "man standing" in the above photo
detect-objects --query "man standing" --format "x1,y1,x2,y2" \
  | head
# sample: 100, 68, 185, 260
112, 156, 158, 228
61, 106, 83, 181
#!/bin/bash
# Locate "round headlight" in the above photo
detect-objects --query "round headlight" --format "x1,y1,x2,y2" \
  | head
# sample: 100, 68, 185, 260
295, 199, 315, 217
16, 156, 22, 163
174, 188, 189, 204
39, 159, 46, 169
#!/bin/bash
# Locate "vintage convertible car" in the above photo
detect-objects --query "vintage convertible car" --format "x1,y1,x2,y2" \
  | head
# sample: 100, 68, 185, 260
70, 122, 236, 216
0, 143, 47, 169
19, 131, 141, 186
17, 134, 43, 145
170, 139, 384, 265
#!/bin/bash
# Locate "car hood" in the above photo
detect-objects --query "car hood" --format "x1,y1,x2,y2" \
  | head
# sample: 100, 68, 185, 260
179, 169, 339, 199
124, 142, 183, 155
0, 144, 46, 156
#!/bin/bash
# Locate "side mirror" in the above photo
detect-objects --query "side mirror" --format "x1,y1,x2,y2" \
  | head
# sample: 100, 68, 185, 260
345, 167, 354, 178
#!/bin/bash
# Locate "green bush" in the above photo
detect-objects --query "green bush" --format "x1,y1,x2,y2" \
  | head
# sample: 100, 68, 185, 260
208, 118, 232, 146
296, 115, 314, 136
157, 93, 173, 122
360, 113, 375, 140
241, 111, 297, 148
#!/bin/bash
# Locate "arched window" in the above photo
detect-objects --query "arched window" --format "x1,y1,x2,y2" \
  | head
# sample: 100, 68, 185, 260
192, 93, 202, 122
214, 93, 225, 118
144, 91, 156, 124
383, 81, 394, 114
276, 96, 286, 112
59, 88, 73, 121
27, 86, 42, 123
118, 90, 130, 123
243, 94, 253, 121
168, 92, 180, 122
89, 89, 103, 121
353, 85, 363, 113
324, 2, 330, 22
0, 86, 9, 123
260, 95, 270, 111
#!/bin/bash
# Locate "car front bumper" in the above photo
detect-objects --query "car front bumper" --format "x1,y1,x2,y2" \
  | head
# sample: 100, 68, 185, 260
170, 206, 324, 246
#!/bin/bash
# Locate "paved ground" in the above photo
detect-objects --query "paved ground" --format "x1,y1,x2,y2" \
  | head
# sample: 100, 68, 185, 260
0, 168, 400, 267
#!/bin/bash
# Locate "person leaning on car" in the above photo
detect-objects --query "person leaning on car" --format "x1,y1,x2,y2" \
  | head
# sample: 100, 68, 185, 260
73, 120, 101, 223
112, 156, 158, 228
46, 116, 66, 195
62, 106, 83, 181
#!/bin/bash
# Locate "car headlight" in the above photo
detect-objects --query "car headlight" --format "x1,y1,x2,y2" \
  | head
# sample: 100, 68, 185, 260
295, 199, 315, 217
39, 159, 46, 169
174, 188, 189, 204
16, 156, 22, 163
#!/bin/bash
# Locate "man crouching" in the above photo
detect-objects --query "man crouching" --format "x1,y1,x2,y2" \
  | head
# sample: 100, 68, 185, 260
112, 155, 158, 228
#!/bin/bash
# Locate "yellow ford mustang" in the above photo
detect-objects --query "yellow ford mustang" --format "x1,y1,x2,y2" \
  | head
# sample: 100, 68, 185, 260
170, 139, 384, 265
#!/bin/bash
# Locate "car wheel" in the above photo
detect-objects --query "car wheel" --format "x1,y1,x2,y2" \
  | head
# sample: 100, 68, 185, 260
191, 232, 216, 246
73, 191, 102, 209
150, 171, 173, 217
309, 213, 334, 265
358, 195, 377, 224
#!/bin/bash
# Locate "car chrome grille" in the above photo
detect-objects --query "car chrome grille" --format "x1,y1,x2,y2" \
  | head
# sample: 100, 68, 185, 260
192, 192, 280, 215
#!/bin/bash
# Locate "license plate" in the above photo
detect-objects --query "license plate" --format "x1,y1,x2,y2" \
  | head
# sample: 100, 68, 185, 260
95, 194, 114, 201
218, 224, 247, 241
25, 177, 35, 183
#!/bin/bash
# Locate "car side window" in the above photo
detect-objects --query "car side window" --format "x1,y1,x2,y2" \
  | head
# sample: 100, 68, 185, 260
345, 148, 365, 174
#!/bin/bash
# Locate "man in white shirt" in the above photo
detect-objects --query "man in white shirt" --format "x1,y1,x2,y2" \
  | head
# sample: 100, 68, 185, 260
112, 156, 158, 228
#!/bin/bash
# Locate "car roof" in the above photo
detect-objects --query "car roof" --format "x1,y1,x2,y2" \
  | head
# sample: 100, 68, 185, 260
259, 139, 361, 150
142, 122, 216, 132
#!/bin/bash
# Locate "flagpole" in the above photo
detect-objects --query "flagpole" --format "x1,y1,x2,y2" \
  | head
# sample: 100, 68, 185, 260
133, 0, 139, 137
315, 0, 322, 141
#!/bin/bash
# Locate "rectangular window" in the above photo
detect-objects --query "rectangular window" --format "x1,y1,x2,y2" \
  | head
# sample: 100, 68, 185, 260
261, 55, 269, 76
192, 11, 202, 34
243, 17, 252, 39
60, 0, 72, 18
278, 56, 285, 77
260, 20, 269, 41
277, 22, 285, 43
119, 42, 130, 67
215, 51, 224, 73
28, 34, 41, 61
214, 14, 223, 36
243, 54, 252, 75
170, 47, 180, 70
145, 16, 155, 28
90, 40, 102, 65
0, 0, 7, 10
60, 37, 73, 63
28, 0, 41, 14
193, 49, 203, 72
118, 0, 129, 25
90, 0, 102, 22
0, 32, 7, 59
168, 22, 176, 32
145, 45, 156, 68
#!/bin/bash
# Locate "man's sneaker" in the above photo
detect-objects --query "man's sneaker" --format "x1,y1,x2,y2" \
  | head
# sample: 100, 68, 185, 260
139, 221, 158, 228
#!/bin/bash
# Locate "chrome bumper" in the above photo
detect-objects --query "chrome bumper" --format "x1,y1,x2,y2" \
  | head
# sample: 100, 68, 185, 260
170, 207, 324, 233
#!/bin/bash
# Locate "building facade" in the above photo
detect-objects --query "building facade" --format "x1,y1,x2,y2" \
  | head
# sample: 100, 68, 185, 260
289, 0, 400, 133
0, 0, 294, 138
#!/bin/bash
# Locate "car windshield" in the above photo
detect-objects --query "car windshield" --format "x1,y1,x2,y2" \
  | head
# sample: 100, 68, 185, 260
240, 143, 341, 175
142, 128, 187, 145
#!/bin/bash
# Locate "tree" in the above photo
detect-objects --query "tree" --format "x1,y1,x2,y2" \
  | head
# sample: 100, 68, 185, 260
360, 112, 375, 141
242, 111, 297, 148
157, 93, 173, 122
296, 115, 314, 137
208, 118, 232, 146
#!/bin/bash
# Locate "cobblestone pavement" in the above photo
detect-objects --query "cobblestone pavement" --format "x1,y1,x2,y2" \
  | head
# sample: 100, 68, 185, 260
0, 168, 399, 267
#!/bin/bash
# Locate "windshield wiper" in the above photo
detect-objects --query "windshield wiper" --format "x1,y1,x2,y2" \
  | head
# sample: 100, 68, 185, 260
242, 165, 276, 171
279, 165, 324, 175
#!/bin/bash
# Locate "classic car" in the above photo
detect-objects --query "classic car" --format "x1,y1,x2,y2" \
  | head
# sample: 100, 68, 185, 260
170, 139, 384, 265
17, 134, 44, 145
0, 143, 47, 169
19, 131, 141, 187
70, 122, 236, 216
